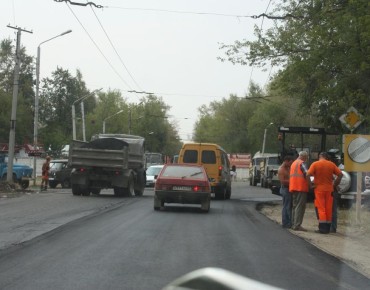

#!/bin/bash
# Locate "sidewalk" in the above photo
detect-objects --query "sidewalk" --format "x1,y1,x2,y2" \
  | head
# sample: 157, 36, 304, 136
259, 201, 370, 278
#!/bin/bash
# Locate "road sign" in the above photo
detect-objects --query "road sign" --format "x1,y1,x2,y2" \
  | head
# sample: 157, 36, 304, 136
339, 106, 363, 132
343, 134, 370, 172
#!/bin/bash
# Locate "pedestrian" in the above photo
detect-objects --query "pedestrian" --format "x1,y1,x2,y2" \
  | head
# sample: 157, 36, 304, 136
278, 155, 293, 228
326, 152, 341, 233
289, 151, 309, 231
231, 165, 237, 181
40, 156, 51, 191
307, 152, 343, 234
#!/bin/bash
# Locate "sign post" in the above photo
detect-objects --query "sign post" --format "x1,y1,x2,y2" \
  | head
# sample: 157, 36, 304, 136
343, 134, 370, 223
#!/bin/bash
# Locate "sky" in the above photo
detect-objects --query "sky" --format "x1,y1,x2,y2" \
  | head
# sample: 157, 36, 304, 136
0, 0, 276, 141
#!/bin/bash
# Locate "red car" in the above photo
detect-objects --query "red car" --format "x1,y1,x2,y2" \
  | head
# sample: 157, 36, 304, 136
154, 164, 211, 212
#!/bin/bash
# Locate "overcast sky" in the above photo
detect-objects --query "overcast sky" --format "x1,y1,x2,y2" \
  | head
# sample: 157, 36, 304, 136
1, 0, 276, 141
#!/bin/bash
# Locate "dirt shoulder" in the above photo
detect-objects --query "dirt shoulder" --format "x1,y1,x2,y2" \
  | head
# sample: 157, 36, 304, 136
259, 201, 370, 278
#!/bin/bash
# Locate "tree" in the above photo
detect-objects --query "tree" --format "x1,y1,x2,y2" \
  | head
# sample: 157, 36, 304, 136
85, 89, 128, 137
39, 67, 94, 150
193, 83, 263, 153
220, 0, 370, 132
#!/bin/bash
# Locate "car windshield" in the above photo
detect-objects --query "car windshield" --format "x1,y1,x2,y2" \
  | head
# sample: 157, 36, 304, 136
146, 166, 163, 176
50, 162, 64, 170
161, 166, 205, 179
268, 157, 280, 165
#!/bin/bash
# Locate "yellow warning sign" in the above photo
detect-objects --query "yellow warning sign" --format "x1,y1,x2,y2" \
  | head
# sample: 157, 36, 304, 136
339, 107, 363, 131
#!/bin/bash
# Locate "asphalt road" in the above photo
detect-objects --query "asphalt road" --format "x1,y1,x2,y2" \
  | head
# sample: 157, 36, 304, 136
0, 183, 369, 290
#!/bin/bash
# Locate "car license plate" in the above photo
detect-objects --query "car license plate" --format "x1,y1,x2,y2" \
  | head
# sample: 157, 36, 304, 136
49, 178, 54, 181
172, 186, 191, 191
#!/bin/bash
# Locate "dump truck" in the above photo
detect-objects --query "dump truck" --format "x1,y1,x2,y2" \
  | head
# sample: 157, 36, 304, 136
69, 134, 146, 197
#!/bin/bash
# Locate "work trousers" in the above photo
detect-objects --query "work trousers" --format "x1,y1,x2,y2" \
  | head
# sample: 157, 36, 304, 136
331, 191, 338, 232
291, 191, 307, 229
314, 190, 333, 234
280, 186, 292, 228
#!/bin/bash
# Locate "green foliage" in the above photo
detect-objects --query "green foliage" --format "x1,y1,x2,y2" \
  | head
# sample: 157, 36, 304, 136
39, 67, 94, 149
193, 84, 262, 153
220, 0, 370, 132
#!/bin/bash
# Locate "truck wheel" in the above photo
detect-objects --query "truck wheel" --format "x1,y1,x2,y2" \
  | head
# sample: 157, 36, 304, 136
90, 188, 101, 195
72, 184, 81, 196
61, 179, 71, 188
124, 175, 135, 196
134, 188, 144, 196
81, 188, 91, 196
134, 169, 146, 196
114, 186, 124, 196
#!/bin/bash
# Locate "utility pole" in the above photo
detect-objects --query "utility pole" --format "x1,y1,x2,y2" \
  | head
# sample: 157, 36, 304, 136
6, 25, 32, 183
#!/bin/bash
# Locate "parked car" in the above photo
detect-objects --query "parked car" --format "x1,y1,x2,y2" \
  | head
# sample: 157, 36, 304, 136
146, 164, 164, 187
154, 163, 211, 212
48, 159, 72, 188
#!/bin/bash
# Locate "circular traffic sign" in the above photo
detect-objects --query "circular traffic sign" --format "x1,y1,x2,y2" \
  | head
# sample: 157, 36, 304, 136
347, 137, 370, 164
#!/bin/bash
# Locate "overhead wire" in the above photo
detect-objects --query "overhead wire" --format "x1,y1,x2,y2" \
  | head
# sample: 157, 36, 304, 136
60, 0, 283, 103
88, 4, 142, 91
65, 2, 133, 90
247, 0, 273, 90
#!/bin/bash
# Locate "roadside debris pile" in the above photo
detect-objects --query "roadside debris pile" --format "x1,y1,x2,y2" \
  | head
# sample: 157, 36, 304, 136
0, 181, 33, 196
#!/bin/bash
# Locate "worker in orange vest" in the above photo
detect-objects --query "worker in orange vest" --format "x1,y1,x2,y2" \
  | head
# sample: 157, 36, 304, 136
289, 151, 309, 231
307, 152, 343, 234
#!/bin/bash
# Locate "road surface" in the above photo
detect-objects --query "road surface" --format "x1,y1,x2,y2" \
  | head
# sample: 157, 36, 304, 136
0, 182, 368, 289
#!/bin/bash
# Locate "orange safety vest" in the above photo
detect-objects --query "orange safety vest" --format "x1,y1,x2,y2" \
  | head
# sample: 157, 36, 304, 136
289, 159, 308, 193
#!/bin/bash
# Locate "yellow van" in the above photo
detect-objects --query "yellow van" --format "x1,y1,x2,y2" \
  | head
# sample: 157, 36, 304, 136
178, 143, 232, 199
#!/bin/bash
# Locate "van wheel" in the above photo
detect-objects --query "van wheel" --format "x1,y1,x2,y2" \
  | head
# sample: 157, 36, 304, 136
215, 186, 226, 200
225, 186, 231, 199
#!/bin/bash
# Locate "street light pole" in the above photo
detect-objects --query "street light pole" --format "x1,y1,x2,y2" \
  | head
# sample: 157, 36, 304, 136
33, 29, 72, 185
72, 88, 102, 140
103, 110, 124, 134
262, 122, 274, 155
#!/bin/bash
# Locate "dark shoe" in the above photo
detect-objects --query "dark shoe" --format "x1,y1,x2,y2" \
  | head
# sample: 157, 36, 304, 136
293, 226, 307, 232
315, 230, 329, 234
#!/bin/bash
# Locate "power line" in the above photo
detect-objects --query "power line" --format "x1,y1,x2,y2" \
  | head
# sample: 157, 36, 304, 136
247, 0, 273, 91
65, 3, 133, 90
88, 5, 143, 91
